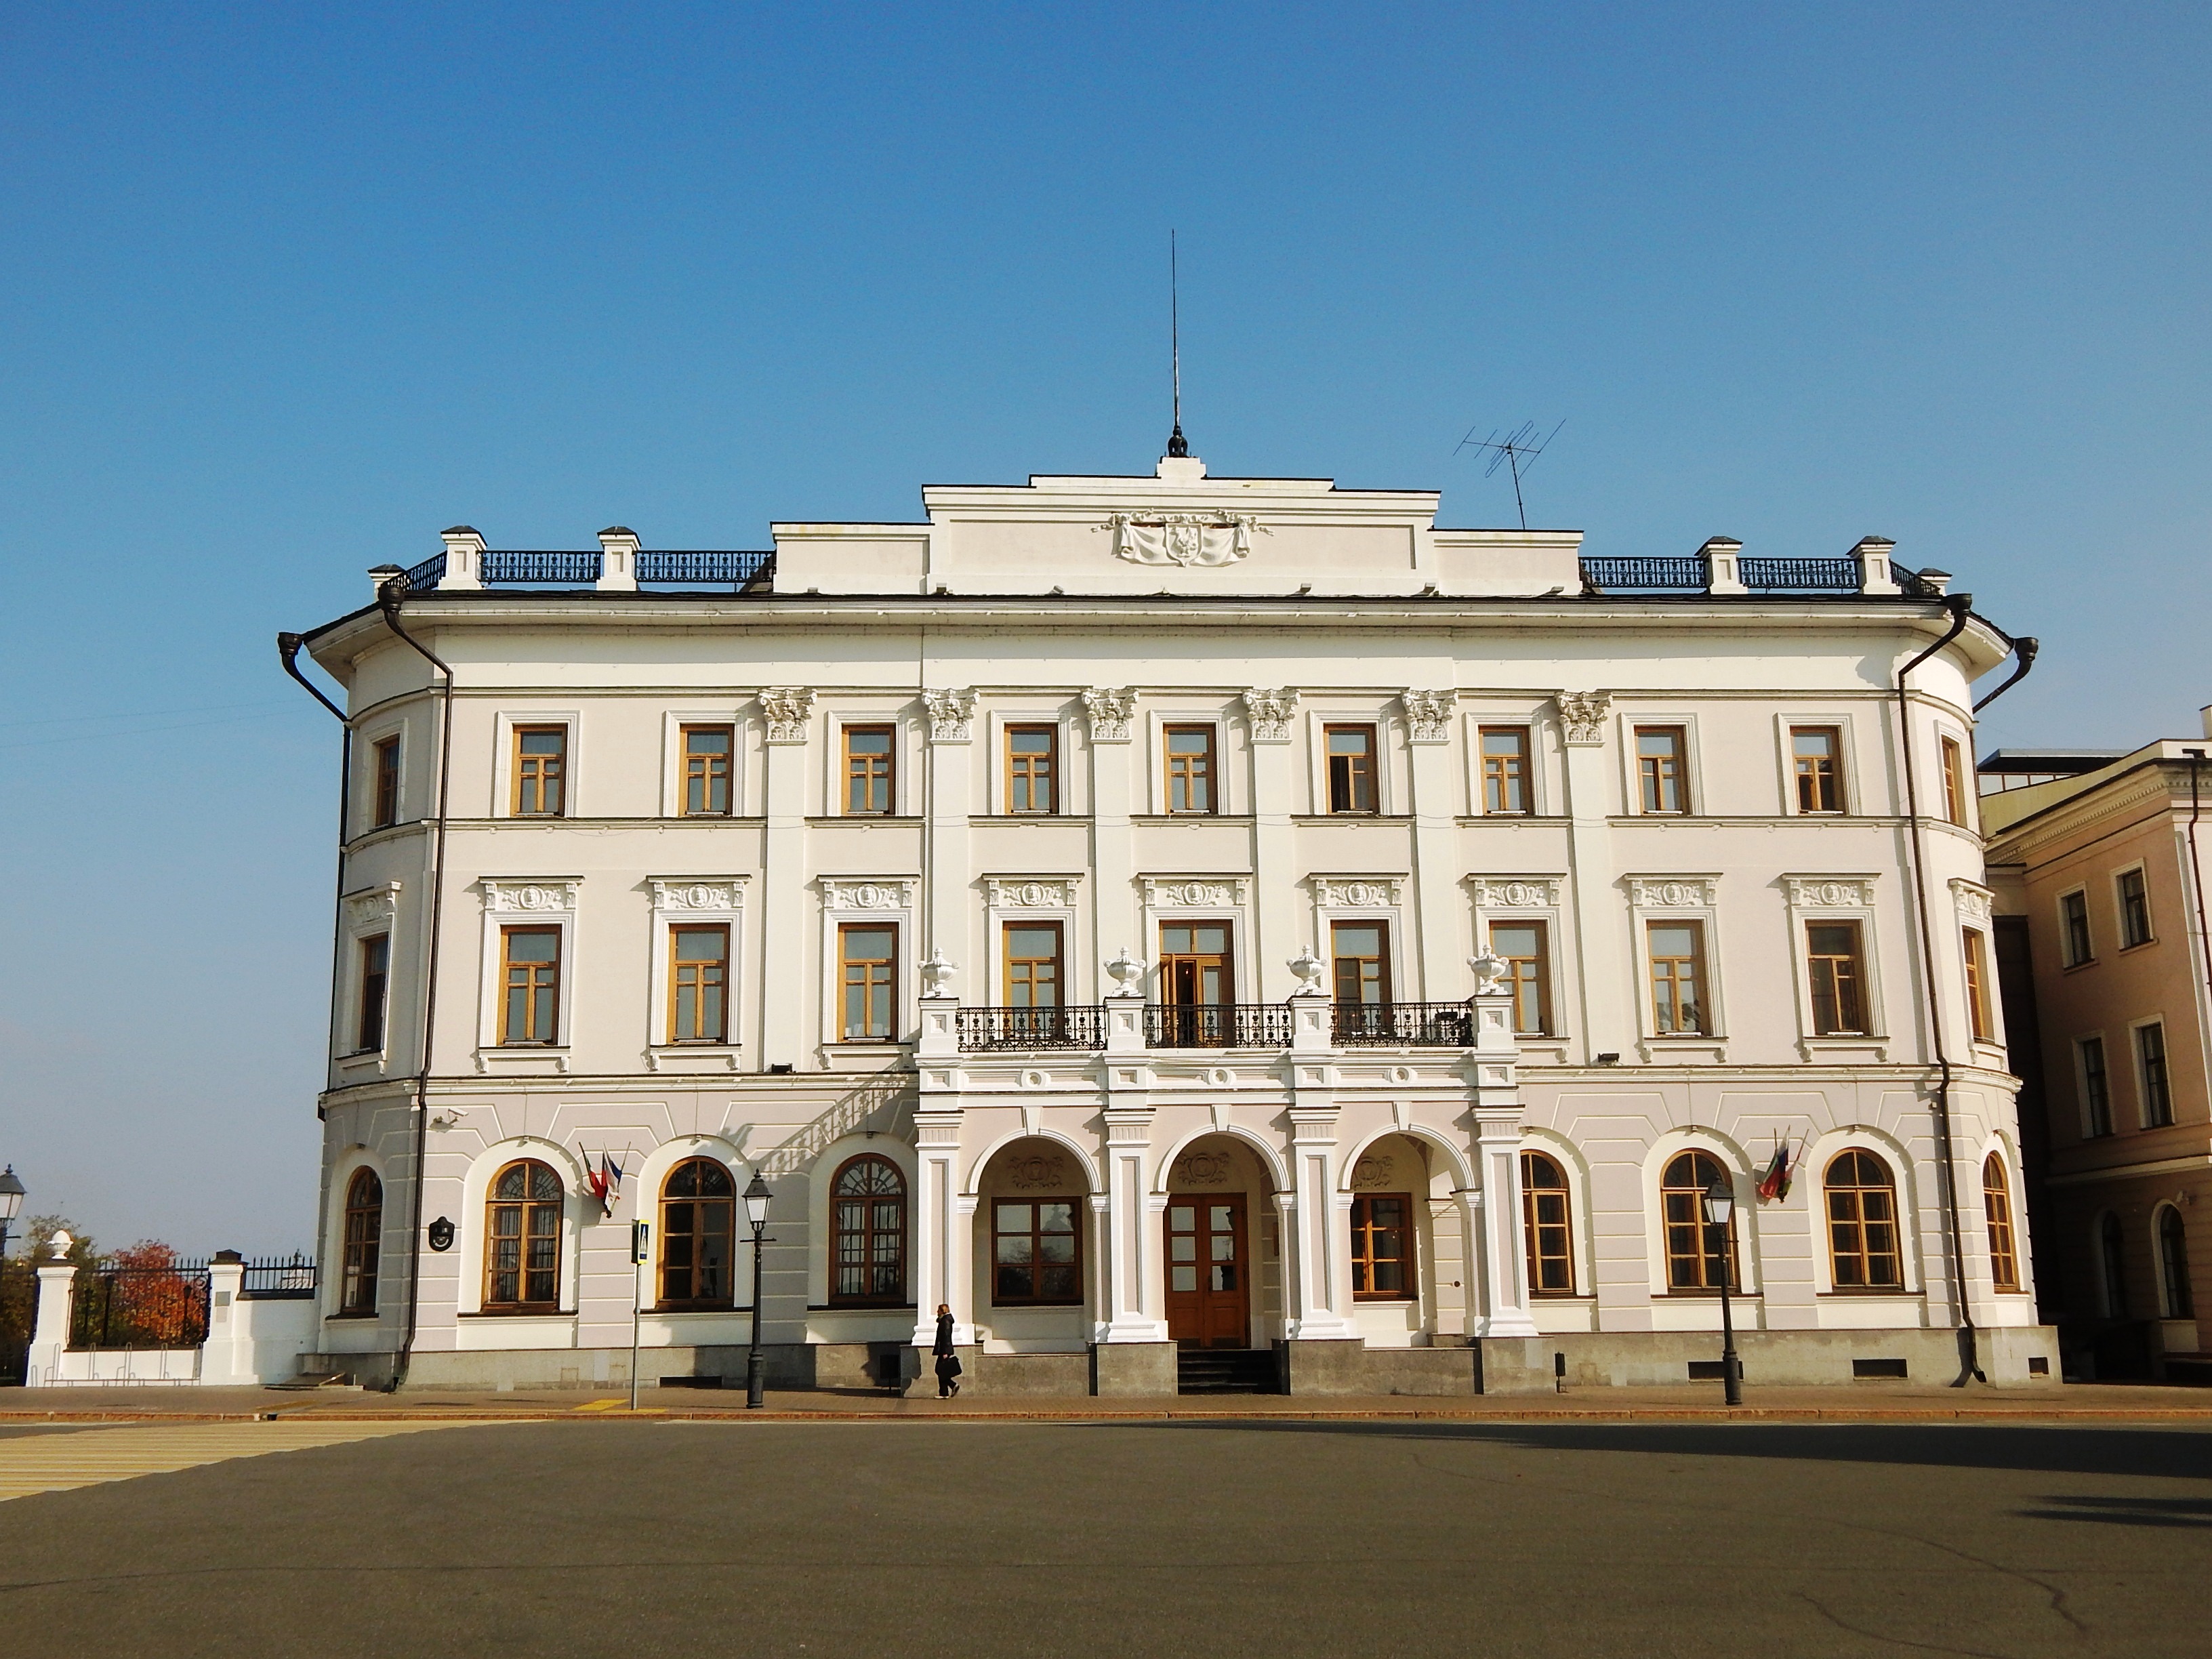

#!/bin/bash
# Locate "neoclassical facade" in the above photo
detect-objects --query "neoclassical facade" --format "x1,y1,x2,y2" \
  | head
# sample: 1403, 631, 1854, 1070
288, 450, 2055, 1391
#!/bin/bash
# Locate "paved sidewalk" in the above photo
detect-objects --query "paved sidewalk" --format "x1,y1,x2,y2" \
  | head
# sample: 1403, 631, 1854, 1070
3, 1379, 2209, 1422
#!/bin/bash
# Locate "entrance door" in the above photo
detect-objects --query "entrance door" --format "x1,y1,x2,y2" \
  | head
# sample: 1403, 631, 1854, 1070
1159, 923, 1232, 1048
1166, 1195, 1249, 1348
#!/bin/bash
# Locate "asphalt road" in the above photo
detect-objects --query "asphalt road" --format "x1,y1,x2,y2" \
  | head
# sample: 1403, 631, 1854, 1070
2, 1418, 2207, 1658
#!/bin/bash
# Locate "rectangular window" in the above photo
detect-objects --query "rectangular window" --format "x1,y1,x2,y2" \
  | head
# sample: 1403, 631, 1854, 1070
1490, 921, 1551, 1036
1158, 922, 1232, 1046
1481, 726, 1532, 815
2137, 1022, 2173, 1126
356, 934, 390, 1053
1325, 724, 1378, 814
1941, 737, 1970, 829
1003, 922, 1063, 1008
838, 924, 897, 1041
1636, 726, 1689, 815
499, 926, 560, 1045
680, 725, 733, 817
1350, 1193, 1413, 1299
1164, 724, 1216, 815
1647, 921, 1708, 1035
992, 1200, 1080, 1305
511, 726, 567, 817
1791, 726, 1843, 814
1004, 724, 1057, 815
2060, 890, 2093, 966
1330, 921, 1390, 1006
669, 925, 729, 1044
372, 736, 401, 829
1963, 928, 1994, 1044
1805, 920, 1868, 1035
2080, 1036, 2112, 1137
2118, 869, 2152, 948
843, 725, 895, 815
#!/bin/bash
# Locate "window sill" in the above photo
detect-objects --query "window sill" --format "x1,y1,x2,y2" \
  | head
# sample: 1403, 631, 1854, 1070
810, 1303, 918, 1313
1529, 1292, 1595, 1302
806, 815, 922, 826
1818, 1288, 1919, 1298
1636, 1037, 1727, 1064
325, 1310, 381, 1321
459, 1309, 573, 1319
645, 1044, 743, 1074
990, 1301, 1086, 1311
2118, 939, 2156, 954
1799, 1036, 1890, 1063
1353, 1296, 1418, 1305
651, 1305, 754, 1317
1662, 1290, 1762, 1298
474, 1046, 571, 1076
2062, 958, 2099, 973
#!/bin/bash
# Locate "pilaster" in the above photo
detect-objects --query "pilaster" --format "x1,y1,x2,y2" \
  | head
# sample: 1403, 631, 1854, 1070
1084, 689, 1141, 995
924, 689, 975, 969
1098, 1104, 1167, 1342
910, 1109, 973, 1347
1402, 690, 1460, 998
758, 689, 813, 1067
1245, 689, 1300, 999
1467, 975, 1537, 1336
1555, 691, 1619, 1059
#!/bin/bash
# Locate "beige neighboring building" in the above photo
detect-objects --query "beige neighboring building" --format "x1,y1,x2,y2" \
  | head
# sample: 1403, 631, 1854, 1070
1983, 715, 2212, 1382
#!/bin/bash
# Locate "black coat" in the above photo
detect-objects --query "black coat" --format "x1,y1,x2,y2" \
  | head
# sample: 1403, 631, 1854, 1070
932, 1312, 956, 1357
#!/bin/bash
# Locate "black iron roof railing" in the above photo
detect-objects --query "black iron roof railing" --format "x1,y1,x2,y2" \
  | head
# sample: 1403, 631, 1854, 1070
392, 548, 777, 594
1740, 556, 1858, 592
1332, 1000, 1478, 1046
954, 1005, 1107, 1052
481, 550, 603, 584
637, 549, 776, 586
398, 551, 446, 594
1579, 554, 1708, 591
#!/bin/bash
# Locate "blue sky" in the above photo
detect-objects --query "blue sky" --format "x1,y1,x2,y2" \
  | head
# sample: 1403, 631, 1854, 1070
1, 3, 2206, 1251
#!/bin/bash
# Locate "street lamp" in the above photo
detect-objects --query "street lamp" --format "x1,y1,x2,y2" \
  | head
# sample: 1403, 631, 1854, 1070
1702, 1176, 1742, 1406
743, 1171, 773, 1410
0, 1166, 24, 1265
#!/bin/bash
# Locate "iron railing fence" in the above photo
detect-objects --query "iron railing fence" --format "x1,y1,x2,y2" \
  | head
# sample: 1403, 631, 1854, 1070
1143, 1003, 1296, 1050
1741, 556, 1858, 592
240, 1254, 318, 1299
636, 549, 777, 586
70, 1258, 212, 1349
1579, 555, 1708, 591
398, 551, 447, 594
954, 1006, 1107, 1052
1332, 1000, 1479, 1046
480, 550, 603, 584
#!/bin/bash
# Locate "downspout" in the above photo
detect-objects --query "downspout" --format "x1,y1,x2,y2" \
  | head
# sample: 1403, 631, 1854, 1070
2184, 749, 2210, 1055
1896, 592, 1980, 1385
376, 578, 457, 1391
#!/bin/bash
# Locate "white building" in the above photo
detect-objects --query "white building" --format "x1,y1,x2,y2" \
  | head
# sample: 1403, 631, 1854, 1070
286, 445, 2055, 1393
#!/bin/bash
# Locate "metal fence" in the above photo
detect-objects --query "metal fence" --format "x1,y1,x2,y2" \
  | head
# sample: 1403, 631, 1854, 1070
1332, 1000, 1478, 1046
1143, 1003, 1296, 1049
954, 1006, 1107, 1052
480, 550, 604, 584
636, 549, 776, 586
70, 1258, 213, 1350
398, 551, 447, 594
241, 1254, 318, 1299
1578, 555, 1709, 591
1740, 556, 1858, 592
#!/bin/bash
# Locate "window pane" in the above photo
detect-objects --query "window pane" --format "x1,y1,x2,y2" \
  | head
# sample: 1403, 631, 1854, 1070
505, 929, 558, 963
1328, 729, 1371, 755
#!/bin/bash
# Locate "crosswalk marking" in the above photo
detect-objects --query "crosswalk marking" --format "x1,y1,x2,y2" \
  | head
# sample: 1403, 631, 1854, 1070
0, 1420, 473, 1502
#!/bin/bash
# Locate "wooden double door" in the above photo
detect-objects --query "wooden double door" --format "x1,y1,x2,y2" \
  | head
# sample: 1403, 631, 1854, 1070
1165, 1195, 1250, 1349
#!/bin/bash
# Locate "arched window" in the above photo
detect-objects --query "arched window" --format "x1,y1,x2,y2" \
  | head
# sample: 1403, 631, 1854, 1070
1982, 1155, 2020, 1292
2098, 1212, 2129, 1317
340, 1168, 382, 1314
1521, 1151, 1574, 1296
2158, 1208, 2194, 1319
830, 1155, 906, 1306
1661, 1151, 1739, 1292
659, 1158, 735, 1309
1825, 1149, 1902, 1290
485, 1160, 563, 1311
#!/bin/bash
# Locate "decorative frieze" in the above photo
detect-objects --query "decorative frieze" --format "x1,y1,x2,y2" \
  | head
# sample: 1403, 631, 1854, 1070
760, 688, 815, 743
1399, 690, 1454, 743
923, 688, 975, 743
1170, 1149, 1236, 1186
344, 881, 401, 930
1626, 875, 1720, 909
1555, 691, 1612, 745
1948, 877, 1994, 927
650, 878, 748, 914
1787, 876, 1876, 911
1466, 876, 1563, 910
1082, 687, 1136, 742
819, 878, 917, 912
481, 879, 580, 914
1004, 1151, 1069, 1191
1143, 876, 1252, 909
1349, 1151, 1398, 1190
1105, 512, 1263, 568
985, 876, 1080, 909
1311, 875, 1407, 909
1242, 688, 1299, 743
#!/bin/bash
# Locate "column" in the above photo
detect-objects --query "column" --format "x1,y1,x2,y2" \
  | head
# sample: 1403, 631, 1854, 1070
909, 1110, 970, 1347
1468, 970, 1538, 1337
200, 1252, 249, 1385
26, 1242, 77, 1387
1286, 985, 1355, 1338
1099, 1106, 1166, 1341
758, 689, 813, 1069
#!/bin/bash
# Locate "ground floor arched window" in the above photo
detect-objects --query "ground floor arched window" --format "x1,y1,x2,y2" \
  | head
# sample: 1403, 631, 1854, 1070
831, 1154, 907, 1305
1661, 1151, 1738, 1291
2158, 1208, 2194, 1319
1520, 1151, 1574, 1295
1982, 1155, 2020, 1292
1824, 1149, 1902, 1290
659, 1158, 735, 1308
485, 1160, 563, 1311
340, 1168, 382, 1314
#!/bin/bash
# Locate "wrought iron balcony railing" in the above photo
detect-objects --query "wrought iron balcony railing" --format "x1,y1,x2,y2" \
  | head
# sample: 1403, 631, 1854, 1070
1578, 554, 1709, 592
1740, 556, 1858, 592
954, 1005, 1107, 1052
636, 549, 775, 586
481, 550, 605, 584
1332, 1000, 1479, 1046
1143, 1002, 1296, 1050
392, 548, 777, 594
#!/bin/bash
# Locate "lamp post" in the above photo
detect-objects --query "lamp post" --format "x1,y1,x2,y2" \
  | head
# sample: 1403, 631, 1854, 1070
1703, 1176, 1742, 1406
743, 1171, 773, 1410
0, 1166, 24, 1265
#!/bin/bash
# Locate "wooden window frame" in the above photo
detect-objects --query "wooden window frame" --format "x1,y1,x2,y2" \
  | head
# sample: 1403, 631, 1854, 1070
1982, 1155, 2020, 1293
680, 724, 735, 817
1480, 726, 1532, 815
371, 735, 402, 829
1324, 724, 1379, 815
1963, 928, 1994, 1044
1488, 920, 1551, 1036
1163, 724, 1217, 815
2135, 1021, 2173, 1126
1349, 1191, 1415, 1301
990, 1196, 1083, 1306
1805, 920, 1868, 1036
1824, 1149, 1904, 1291
1330, 919, 1391, 1008
1661, 1151, 1739, 1292
837, 922, 898, 1043
657, 1157, 737, 1311
842, 724, 896, 817
1520, 1151, 1574, 1296
1940, 736, 1970, 828
1647, 920, 1709, 1036
510, 724, 569, 818
1635, 726, 1690, 815
2116, 868, 2152, 949
2060, 889, 2093, 967
1002, 920, 1065, 1010
1790, 725, 1845, 815
356, 933, 390, 1054
483, 1159, 563, 1312
2079, 1036, 2113, 1138
340, 1167, 382, 1315
829, 1153, 907, 1307
498, 925, 562, 1046
1004, 724, 1059, 817
668, 923, 731, 1045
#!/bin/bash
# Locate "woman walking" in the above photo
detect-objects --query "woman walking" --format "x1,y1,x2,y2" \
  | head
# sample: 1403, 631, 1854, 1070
932, 1303, 962, 1399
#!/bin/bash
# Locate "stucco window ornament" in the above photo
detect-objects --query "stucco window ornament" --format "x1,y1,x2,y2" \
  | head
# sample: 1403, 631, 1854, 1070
1399, 690, 1454, 743
1555, 690, 1612, 746
923, 688, 975, 743
346, 882, 401, 930
485, 880, 579, 913
919, 949, 956, 997
823, 878, 916, 913
1629, 876, 1719, 909
1468, 876, 1562, 909
1105, 947, 1147, 998
1314, 876, 1406, 908
987, 878, 1076, 909
1948, 878, 1994, 927
1154, 881, 1234, 907
1006, 1152, 1067, 1191
1786, 877, 1875, 911
1171, 1150, 1235, 1186
1351, 1153, 1397, 1189
1082, 687, 1137, 742
1104, 512, 1265, 567
1288, 946, 1327, 994
652, 879, 746, 913
1242, 688, 1299, 743
760, 687, 815, 743
1469, 951, 1511, 993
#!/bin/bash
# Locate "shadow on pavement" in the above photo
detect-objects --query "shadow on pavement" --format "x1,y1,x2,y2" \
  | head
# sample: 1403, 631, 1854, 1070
2018, 1494, 2212, 1528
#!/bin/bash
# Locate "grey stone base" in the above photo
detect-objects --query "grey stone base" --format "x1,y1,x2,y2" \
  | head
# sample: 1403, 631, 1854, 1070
1477, 1325, 2064, 1393
1275, 1339, 1480, 1396
1090, 1341, 1178, 1395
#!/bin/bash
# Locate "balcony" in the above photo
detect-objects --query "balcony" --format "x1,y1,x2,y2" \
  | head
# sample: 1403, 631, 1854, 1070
1332, 1001, 1477, 1046
947, 1000, 1481, 1053
953, 1006, 1107, 1052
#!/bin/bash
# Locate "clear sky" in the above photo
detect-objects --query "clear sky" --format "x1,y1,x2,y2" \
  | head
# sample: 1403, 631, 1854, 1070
1, 3, 2206, 1253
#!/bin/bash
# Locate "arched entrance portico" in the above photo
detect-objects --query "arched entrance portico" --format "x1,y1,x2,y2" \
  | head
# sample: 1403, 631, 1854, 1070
970, 1136, 1095, 1355
1162, 1134, 1282, 1350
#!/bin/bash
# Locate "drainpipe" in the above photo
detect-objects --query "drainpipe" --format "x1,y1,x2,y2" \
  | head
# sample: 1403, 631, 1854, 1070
276, 630, 353, 1156
376, 577, 457, 1391
1895, 592, 1982, 1385
2185, 749, 2210, 1053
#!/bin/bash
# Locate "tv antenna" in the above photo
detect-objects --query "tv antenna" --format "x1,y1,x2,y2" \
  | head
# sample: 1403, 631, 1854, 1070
1456, 418, 1564, 530
1167, 230, 1187, 457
